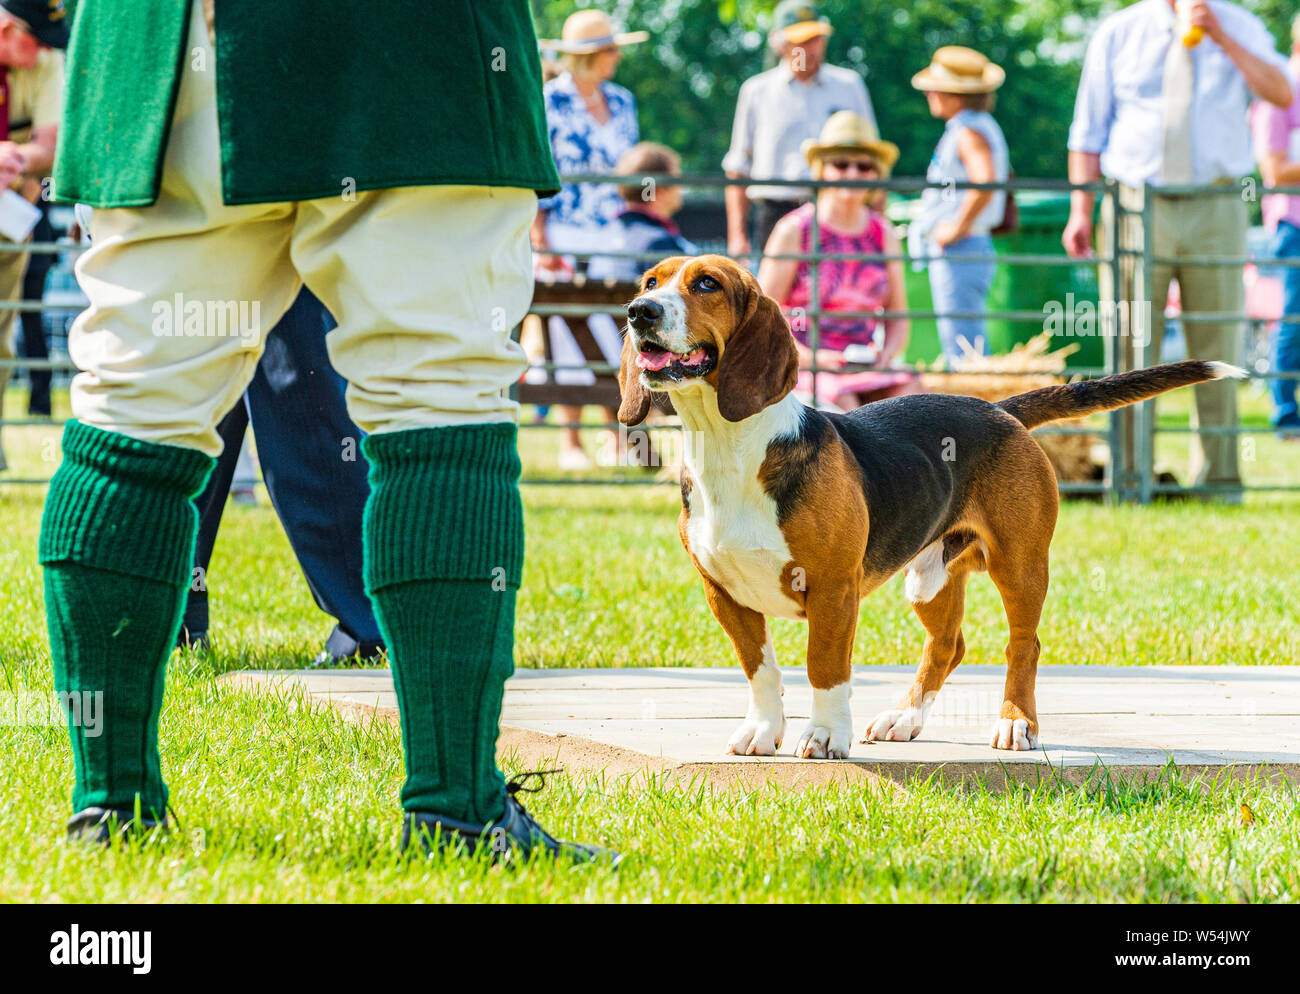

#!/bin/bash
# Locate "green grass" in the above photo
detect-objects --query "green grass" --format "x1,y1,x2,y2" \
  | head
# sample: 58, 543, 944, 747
0, 388, 1298, 901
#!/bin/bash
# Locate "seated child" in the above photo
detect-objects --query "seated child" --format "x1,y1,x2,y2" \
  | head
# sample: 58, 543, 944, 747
587, 142, 698, 282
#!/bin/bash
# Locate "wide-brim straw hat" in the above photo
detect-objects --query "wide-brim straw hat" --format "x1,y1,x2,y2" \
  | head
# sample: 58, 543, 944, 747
801, 111, 900, 175
911, 46, 1005, 94
539, 10, 648, 55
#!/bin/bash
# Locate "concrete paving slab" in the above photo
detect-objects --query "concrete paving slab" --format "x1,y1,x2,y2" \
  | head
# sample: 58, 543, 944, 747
223, 665, 1300, 788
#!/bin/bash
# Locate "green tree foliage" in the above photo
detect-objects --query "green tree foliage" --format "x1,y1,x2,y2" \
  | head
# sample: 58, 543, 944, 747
531, 1, 1295, 181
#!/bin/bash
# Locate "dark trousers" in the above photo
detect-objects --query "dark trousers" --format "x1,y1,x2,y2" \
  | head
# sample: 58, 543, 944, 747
751, 198, 805, 258
19, 206, 56, 415
182, 287, 382, 656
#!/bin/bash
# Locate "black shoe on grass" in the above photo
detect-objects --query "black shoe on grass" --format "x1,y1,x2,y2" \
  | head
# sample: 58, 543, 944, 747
401, 770, 619, 866
175, 627, 210, 652
309, 628, 386, 668
308, 643, 385, 668
67, 807, 167, 845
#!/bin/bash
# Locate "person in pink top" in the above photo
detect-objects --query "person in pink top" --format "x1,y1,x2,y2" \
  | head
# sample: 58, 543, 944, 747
759, 112, 920, 410
1250, 13, 1300, 437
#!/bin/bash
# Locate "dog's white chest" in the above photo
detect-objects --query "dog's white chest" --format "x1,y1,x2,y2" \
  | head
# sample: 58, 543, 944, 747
685, 479, 801, 621
675, 390, 806, 621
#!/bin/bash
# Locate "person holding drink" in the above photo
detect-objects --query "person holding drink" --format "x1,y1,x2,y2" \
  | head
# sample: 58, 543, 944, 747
1064, 0, 1291, 499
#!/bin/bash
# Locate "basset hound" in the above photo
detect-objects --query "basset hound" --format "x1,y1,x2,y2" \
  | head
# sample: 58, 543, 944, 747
616, 254, 1245, 758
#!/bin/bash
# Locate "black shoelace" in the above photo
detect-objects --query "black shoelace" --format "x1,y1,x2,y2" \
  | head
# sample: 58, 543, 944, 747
502, 769, 564, 847
505, 768, 561, 800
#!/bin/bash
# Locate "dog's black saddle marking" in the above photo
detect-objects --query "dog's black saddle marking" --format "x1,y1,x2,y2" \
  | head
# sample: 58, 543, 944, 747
764, 395, 1019, 579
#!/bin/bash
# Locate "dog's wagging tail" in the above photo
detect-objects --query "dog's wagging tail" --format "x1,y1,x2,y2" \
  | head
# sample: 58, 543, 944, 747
997, 360, 1246, 430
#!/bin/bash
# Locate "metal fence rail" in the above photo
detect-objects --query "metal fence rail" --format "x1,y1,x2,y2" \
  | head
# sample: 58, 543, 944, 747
2, 175, 1298, 502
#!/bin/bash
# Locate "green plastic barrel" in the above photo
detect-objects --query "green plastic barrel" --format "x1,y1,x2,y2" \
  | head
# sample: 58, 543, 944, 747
986, 193, 1102, 368
887, 200, 941, 364
889, 194, 1102, 368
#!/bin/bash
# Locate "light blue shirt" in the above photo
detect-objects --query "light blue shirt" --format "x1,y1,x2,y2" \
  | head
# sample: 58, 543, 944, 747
1068, 0, 1286, 187
914, 109, 1010, 239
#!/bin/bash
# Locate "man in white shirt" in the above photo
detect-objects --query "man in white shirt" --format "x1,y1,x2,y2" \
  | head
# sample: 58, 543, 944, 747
1063, 0, 1291, 497
723, 0, 875, 259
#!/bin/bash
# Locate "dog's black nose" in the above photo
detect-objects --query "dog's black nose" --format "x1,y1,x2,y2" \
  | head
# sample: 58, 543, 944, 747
627, 297, 664, 330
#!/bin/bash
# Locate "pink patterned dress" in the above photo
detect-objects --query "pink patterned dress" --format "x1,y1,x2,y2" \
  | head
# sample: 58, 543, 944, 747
780, 203, 915, 407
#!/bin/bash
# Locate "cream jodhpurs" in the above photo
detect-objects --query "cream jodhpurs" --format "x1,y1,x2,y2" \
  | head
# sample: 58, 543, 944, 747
68, 0, 534, 457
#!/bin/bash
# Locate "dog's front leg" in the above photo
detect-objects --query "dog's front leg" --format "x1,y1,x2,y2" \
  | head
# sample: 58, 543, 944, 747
699, 575, 786, 755
797, 585, 858, 759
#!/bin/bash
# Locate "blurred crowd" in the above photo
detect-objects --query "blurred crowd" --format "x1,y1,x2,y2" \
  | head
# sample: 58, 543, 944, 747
530, 0, 1300, 492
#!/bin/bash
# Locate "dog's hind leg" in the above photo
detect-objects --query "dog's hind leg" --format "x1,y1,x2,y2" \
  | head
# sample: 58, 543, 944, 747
986, 553, 1047, 750
981, 503, 1052, 751
700, 575, 787, 756
864, 565, 971, 743
983, 436, 1056, 751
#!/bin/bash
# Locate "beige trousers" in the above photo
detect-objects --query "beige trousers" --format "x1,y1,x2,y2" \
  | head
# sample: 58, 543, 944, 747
1100, 184, 1244, 486
69, 0, 534, 457
0, 242, 29, 471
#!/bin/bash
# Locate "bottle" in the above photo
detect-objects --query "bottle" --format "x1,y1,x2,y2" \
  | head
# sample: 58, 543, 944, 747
1177, 0, 1204, 48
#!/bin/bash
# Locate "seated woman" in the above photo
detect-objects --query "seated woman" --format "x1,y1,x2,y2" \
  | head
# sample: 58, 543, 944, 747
758, 112, 921, 411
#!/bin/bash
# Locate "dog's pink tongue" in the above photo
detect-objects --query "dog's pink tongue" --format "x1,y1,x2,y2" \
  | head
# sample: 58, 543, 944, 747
636, 350, 673, 371
680, 349, 707, 367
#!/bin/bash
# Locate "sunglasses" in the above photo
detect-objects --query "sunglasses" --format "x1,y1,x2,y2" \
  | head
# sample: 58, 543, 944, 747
827, 159, 880, 174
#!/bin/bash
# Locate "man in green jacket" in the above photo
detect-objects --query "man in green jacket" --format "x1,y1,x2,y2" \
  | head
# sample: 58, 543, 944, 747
43, 0, 612, 861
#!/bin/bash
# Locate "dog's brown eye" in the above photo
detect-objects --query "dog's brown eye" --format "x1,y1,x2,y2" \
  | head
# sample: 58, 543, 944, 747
694, 276, 719, 292
645, 276, 658, 290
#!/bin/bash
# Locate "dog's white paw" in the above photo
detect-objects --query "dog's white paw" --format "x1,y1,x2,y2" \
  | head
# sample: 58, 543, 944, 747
794, 721, 852, 759
726, 716, 786, 756
795, 685, 853, 758
989, 717, 1038, 751
863, 707, 926, 743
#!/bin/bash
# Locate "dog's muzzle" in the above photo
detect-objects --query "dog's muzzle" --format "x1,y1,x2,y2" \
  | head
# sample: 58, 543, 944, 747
625, 295, 716, 381
627, 297, 663, 332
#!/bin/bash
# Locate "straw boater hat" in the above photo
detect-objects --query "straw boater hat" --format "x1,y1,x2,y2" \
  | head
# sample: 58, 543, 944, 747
802, 111, 900, 176
539, 10, 648, 54
911, 46, 1005, 94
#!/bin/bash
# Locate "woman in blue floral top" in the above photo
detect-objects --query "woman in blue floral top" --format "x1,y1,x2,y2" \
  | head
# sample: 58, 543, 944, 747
534, 10, 646, 469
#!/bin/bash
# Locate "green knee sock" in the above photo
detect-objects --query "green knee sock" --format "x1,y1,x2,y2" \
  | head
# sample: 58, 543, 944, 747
362, 423, 524, 824
39, 421, 213, 816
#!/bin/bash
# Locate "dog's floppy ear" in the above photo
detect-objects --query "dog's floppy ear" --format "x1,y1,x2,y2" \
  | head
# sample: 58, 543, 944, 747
617, 329, 652, 426
716, 288, 798, 423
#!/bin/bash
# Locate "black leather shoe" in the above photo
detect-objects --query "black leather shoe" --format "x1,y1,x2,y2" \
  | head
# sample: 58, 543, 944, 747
67, 807, 167, 845
309, 628, 386, 668
175, 628, 210, 652
309, 645, 386, 668
401, 770, 620, 866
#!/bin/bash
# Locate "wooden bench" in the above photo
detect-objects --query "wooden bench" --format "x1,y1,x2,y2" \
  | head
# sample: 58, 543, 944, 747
515, 278, 640, 409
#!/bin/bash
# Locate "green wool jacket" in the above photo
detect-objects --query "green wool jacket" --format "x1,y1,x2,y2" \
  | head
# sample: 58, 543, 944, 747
53, 1, 560, 207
